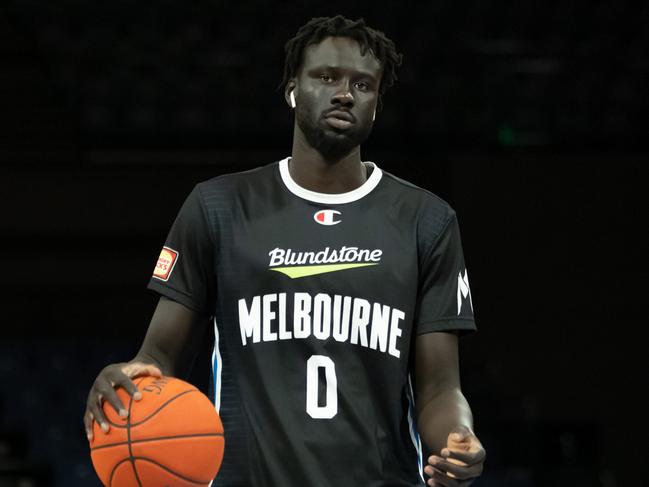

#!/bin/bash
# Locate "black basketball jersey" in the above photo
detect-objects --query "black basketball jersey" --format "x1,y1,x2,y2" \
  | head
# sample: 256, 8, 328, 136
147, 158, 476, 487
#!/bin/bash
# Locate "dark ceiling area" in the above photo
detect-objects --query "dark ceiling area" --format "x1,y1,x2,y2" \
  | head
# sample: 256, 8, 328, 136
1, 1, 646, 486
2, 0, 647, 161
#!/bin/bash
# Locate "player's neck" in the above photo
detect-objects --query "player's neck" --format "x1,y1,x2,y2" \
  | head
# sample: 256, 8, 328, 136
289, 133, 366, 195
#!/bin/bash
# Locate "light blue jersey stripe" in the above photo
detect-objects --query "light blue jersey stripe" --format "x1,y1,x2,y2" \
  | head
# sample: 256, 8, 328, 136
212, 318, 222, 411
407, 374, 425, 483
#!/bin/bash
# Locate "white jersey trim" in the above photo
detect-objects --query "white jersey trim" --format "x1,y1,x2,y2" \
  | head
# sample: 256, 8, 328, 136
279, 157, 383, 204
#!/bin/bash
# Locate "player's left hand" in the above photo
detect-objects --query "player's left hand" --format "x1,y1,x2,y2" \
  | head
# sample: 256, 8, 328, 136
424, 425, 485, 486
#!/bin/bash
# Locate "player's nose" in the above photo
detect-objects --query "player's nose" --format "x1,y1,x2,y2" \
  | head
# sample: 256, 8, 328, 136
331, 80, 354, 107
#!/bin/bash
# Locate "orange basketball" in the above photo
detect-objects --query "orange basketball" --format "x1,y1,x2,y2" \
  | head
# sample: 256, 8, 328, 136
89, 376, 224, 487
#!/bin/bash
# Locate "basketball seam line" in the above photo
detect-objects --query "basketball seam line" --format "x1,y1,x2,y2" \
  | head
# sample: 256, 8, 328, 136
103, 378, 214, 487
108, 457, 135, 487
103, 389, 199, 428
90, 432, 225, 451
128, 379, 144, 487
107, 377, 145, 487
122, 456, 211, 485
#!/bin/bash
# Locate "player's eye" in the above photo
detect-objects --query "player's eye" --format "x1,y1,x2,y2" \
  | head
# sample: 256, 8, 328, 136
320, 74, 333, 83
354, 81, 370, 91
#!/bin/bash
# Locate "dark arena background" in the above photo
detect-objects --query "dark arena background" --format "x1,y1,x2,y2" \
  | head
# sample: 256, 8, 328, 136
1, 1, 646, 486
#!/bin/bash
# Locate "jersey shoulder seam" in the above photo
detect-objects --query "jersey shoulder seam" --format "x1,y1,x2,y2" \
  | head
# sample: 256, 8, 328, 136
197, 160, 278, 188
380, 170, 454, 210
194, 184, 219, 249
419, 317, 475, 325
426, 211, 456, 255
379, 171, 458, 260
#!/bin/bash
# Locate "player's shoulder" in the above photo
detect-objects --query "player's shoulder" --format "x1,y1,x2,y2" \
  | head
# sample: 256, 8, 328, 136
379, 168, 457, 222
378, 170, 460, 250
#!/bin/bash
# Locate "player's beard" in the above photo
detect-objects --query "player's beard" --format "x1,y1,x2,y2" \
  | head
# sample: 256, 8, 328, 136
296, 104, 372, 162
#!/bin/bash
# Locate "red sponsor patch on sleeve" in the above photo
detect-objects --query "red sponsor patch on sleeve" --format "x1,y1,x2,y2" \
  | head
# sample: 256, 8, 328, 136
153, 247, 179, 281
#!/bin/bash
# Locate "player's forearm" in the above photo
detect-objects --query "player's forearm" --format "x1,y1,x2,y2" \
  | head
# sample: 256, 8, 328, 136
133, 327, 201, 379
132, 297, 204, 378
133, 347, 176, 376
416, 387, 473, 455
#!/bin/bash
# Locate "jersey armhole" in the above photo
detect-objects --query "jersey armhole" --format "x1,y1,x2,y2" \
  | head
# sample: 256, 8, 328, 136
147, 279, 205, 315
416, 318, 476, 336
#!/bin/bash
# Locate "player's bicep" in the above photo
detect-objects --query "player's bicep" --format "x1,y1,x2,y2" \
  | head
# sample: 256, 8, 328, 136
414, 331, 461, 410
137, 296, 209, 377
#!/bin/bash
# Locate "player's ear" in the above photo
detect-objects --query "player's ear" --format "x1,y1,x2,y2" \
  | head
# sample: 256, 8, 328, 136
285, 80, 297, 109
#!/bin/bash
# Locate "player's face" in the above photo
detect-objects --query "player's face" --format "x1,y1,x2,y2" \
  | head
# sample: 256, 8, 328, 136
292, 36, 382, 161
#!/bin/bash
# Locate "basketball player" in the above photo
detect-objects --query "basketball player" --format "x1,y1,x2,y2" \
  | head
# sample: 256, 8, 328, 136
84, 15, 486, 486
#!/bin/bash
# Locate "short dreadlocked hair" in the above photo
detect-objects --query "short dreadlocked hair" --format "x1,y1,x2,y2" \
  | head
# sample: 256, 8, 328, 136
281, 15, 403, 111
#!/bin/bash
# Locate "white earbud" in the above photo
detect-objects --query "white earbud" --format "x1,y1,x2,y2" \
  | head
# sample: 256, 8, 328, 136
372, 109, 376, 122
290, 91, 296, 108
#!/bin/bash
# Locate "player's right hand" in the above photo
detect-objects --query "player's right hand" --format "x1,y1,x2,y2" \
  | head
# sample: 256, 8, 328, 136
84, 361, 163, 441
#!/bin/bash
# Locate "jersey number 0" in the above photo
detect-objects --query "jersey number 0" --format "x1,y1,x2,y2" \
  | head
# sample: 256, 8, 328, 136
306, 355, 338, 419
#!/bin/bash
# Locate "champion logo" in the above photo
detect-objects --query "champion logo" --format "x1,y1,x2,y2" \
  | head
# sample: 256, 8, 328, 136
314, 209, 341, 226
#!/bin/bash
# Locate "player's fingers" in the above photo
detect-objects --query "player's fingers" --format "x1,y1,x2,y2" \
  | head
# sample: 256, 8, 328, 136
428, 454, 467, 470
424, 466, 465, 487
429, 478, 472, 487
426, 470, 450, 487
89, 399, 110, 434
110, 372, 143, 401
83, 410, 94, 441
442, 446, 486, 466
96, 380, 128, 419
122, 362, 162, 380
425, 465, 450, 486
448, 425, 473, 443
428, 455, 481, 481
427, 479, 445, 487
